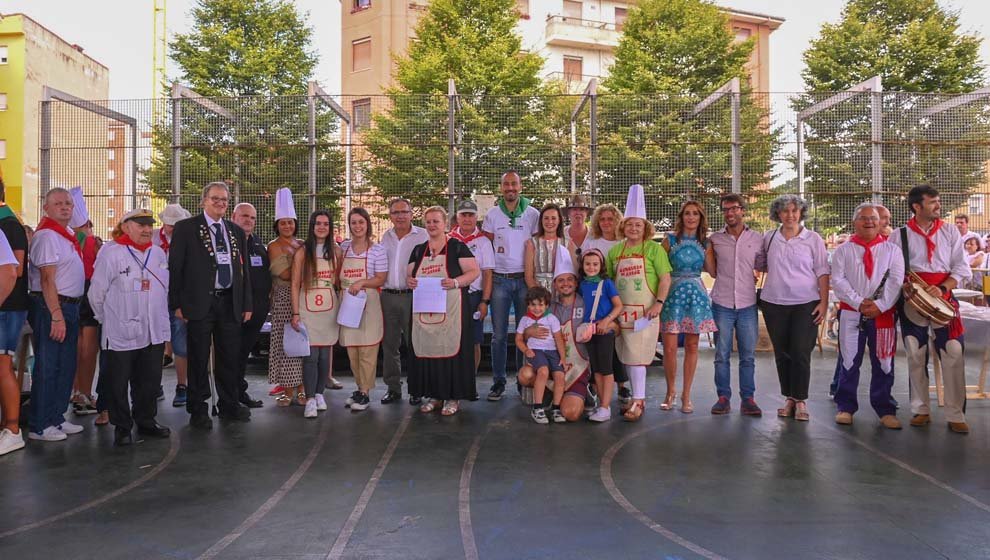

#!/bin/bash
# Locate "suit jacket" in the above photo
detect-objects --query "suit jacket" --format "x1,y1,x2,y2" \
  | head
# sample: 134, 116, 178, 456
244, 233, 272, 322
168, 214, 252, 321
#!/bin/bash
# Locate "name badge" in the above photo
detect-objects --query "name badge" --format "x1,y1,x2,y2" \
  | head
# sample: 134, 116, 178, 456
250, 255, 263, 267
133, 279, 150, 292
217, 252, 232, 265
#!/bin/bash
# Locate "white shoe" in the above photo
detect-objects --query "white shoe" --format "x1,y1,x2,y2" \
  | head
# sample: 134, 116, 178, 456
58, 421, 84, 435
304, 399, 318, 418
314, 394, 327, 411
28, 426, 67, 442
0, 428, 26, 455
589, 407, 612, 423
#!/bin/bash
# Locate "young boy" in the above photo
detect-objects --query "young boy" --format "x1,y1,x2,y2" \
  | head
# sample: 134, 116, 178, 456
516, 286, 570, 424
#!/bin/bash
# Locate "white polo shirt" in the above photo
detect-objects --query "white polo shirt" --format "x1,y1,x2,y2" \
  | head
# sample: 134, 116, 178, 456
481, 204, 540, 274
28, 227, 86, 298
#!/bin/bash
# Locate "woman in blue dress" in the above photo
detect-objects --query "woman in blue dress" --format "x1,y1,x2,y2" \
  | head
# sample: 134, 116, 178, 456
660, 201, 717, 413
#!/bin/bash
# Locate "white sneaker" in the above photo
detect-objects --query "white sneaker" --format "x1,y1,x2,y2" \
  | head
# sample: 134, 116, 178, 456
304, 399, 318, 418
28, 426, 67, 442
314, 394, 327, 411
0, 428, 26, 455
589, 407, 612, 423
58, 421, 84, 435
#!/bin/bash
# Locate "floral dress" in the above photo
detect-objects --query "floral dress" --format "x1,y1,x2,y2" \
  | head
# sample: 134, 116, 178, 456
660, 233, 717, 334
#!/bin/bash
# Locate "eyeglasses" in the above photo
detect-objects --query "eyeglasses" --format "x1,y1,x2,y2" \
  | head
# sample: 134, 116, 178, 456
208, 196, 229, 203
855, 216, 879, 222
390, 210, 411, 216
721, 206, 743, 213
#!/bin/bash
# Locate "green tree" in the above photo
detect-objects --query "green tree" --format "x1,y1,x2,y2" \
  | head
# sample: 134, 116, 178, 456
598, 0, 778, 228
798, 0, 988, 231
145, 0, 343, 228
363, 0, 563, 211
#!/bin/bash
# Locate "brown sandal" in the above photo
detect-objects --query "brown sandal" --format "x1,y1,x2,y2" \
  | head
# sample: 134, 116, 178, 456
794, 400, 809, 422
441, 400, 460, 416
777, 398, 796, 418
275, 393, 292, 407
420, 399, 441, 413
623, 400, 645, 422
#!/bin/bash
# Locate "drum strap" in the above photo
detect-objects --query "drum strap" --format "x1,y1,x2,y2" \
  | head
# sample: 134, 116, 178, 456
899, 227, 911, 275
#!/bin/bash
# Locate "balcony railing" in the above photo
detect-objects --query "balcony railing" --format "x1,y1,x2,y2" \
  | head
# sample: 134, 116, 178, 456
543, 72, 603, 93
544, 15, 620, 50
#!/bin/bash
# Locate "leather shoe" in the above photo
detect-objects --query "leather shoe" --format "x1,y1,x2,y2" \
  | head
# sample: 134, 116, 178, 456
835, 411, 853, 425
948, 421, 970, 434
239, 394, 264, 408
879, 415, 902, 430
910, 414, 931, 427
137, 423, 171, 438
114, 426, 133, 446
381, 391, 401, 405
190, 413, 213, 430
218, 406, 251, 422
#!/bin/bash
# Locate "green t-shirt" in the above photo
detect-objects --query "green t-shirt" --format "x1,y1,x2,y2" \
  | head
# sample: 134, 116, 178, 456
606, 240, 672, 294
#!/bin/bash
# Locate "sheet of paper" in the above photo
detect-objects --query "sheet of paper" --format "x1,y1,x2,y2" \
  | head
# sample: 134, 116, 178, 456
282, 323, 310, 357
337, 290, 367, 329
633, 316, 652, 333
413, 277, 447, 314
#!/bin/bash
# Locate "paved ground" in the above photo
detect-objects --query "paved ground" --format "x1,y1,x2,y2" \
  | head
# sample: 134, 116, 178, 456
1, 347, 988, 560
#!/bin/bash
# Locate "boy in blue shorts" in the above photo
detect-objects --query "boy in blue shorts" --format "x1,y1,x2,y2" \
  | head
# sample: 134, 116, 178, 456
516, 286, 570, 424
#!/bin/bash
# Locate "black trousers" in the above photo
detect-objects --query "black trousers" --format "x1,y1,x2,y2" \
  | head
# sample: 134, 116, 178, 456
761, 300, 819, 401
186, 292, 242, 416
106, 343, 165, 430
238, 309, 267, 399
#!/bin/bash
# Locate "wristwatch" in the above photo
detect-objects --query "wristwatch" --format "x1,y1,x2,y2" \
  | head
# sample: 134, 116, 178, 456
655, 299, 665, 304
481, 299, 490, 305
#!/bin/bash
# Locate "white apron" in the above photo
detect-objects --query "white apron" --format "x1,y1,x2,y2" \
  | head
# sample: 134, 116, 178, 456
337, 250, 383, 347
299, 254, 339, 346
614, 242, 661, 366
547, 304, 590, 393
412, 242, 463, 358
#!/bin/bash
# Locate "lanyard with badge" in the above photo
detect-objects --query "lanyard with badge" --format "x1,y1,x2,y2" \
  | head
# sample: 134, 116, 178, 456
127, 247, 165, 291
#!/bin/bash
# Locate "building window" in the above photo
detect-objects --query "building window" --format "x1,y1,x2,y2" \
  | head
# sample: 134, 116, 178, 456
615, 7, 628, 30
108, 169, 115, 180
515, 0, 529, 18
354, 0, 371, 10
734, 27, 752, 42
0, 140, 5, 159
107, 189, 115, 197
353, 98, 372, 131
0, 46, 8, 65
563, 1, 582, 20
352, 38, 371, 72
107, 149, 115, 161
969, 194, 985, 216
0, 93, 6, 110
108, 208, 115, 218
563, 56, 583, 82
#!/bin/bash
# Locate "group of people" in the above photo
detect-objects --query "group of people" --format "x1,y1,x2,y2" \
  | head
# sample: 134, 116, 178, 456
0, 173, 975, 457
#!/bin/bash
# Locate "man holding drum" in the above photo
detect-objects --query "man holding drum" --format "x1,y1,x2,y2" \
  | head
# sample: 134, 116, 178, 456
892, 185, 972, 434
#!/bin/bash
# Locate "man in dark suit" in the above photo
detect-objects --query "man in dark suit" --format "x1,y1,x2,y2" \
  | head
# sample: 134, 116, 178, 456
232, 202, 270, 408
168, 182, 253, 429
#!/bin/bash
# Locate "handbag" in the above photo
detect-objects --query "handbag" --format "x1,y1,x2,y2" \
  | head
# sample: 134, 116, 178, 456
282, 322, 311, 358
576, 280, 604, 343
756, 228, 778, 305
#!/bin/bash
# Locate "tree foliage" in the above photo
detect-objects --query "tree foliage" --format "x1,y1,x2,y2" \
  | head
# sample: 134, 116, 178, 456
146, 0, 343, 229
798, 0, 988, 231
599, 0, 778, 227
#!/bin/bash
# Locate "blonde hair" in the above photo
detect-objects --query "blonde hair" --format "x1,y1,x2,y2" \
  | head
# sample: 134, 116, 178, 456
617, 216, 655, 241
423, 205, 447, 223
590, 204, 622, 238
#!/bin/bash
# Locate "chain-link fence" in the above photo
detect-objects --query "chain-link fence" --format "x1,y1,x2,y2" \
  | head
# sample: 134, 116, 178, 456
39, 81, 990, 241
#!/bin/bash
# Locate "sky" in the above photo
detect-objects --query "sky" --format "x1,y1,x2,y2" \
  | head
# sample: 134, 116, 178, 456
3, 0, 990, 99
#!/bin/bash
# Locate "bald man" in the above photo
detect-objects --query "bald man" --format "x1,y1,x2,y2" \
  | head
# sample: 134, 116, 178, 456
232, 203, 270, 408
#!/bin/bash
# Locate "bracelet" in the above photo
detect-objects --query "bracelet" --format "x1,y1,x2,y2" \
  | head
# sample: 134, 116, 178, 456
481, 299, 490, 305
292, 313, 300, 316
655, 299, 664, 305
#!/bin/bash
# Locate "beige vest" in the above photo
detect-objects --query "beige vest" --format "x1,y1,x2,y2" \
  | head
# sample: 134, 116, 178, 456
299, 251, 339, 346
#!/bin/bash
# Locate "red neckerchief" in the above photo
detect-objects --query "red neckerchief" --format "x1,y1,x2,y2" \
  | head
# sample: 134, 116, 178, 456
37, 217, 83, 259
158, 229, 170, 253
117, 233, 152, 252
526, 309, 550, 321
848, 234, 884, 278
906, 217, 942, 263
449, 226, 485, 244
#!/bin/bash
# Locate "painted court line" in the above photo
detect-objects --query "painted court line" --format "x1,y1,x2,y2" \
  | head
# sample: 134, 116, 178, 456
326, 408, 414, 560
600, 417, 730, 560
0, 431, 181, 540
197, 418, 333, 559
459, 434, 483, 560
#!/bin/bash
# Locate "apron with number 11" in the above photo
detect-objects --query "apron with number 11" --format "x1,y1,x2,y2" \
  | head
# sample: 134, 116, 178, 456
615, 242, 660, 366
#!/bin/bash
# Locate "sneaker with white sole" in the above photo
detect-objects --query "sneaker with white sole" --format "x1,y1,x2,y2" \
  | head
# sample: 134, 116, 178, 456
531, 407, 549, 424
350, 392, 370, 411
345, 391, 358, 408
589, 407, 612, 422
304, 398, 318, 418
314, 394, 327, 411
59, 421, 84, 435
0, 428, 26, 455
550, 408, 567, 423
29, 426, 67, 442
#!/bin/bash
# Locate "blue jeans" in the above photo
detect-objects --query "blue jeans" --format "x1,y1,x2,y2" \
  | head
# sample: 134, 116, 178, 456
712, 303, 757, 399
490, 275, 528, 383
28, 295, 80, 433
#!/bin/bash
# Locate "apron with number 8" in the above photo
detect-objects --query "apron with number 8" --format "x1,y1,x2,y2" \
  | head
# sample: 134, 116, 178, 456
615, 242, 660, 366
299, 254, 339, 346
412, 242, 462, 358
338, 250, 383, 347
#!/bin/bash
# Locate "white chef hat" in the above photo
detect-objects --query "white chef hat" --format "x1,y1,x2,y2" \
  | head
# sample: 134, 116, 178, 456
274, 188, 297, 221
553, 245, 577, 281
69, 186, 91, 229
624, 184, 647, 220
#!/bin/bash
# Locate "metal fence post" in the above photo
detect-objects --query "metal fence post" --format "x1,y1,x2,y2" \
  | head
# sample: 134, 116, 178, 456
308, 81, 318, 216
448, 79, 457, 215
171, 82, 182, 203
730, 78, 741, 194
588, 79, 598, 194
40, 93, 51, 195
871, 87, 884, 204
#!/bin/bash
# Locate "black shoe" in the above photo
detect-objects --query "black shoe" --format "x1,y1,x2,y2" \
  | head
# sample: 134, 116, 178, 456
239, 394, 264, 408
408, 396, 422, 406
172, 384, 187, 408
190, 413, 213, 430
487, 381, 506, 401
156, 385, 165, 402
218, 406, 251, 422
137, 423, 171, 438
114, 426, 133, 446
381, 391, 401, 405
162, 354, 174, 368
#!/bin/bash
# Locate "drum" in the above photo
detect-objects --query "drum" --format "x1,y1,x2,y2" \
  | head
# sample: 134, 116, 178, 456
904, 273, 956, 327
